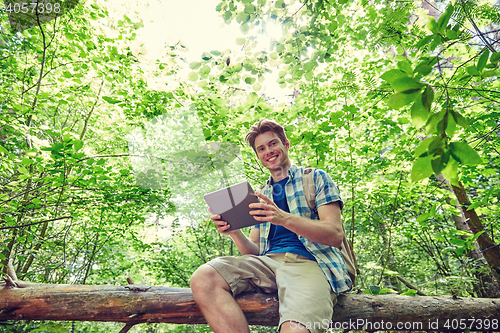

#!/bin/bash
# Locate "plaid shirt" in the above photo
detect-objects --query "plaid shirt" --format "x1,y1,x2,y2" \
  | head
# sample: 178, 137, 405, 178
252, 165, 352, 293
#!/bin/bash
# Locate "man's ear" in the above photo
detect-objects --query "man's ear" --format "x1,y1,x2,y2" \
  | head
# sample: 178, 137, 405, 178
285, 139, 290, 149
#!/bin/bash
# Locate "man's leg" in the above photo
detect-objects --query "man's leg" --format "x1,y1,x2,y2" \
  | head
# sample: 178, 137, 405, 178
190, 264, 250, 333
280, 321, 310, 332
273, 253, 336, 333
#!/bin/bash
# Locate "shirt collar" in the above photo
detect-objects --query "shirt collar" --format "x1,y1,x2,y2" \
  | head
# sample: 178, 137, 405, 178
264, 164, 298, 187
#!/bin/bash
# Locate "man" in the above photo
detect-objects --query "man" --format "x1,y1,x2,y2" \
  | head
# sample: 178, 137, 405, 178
190, 119, 351, 333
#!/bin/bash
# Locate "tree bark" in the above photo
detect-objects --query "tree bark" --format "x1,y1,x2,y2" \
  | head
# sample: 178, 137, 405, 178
1, 283, 499, 331
451, 181, 500, 285
436, 174, 500, 298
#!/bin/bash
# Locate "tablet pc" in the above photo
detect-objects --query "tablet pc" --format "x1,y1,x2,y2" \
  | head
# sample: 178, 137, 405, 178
203, 181, 262, 231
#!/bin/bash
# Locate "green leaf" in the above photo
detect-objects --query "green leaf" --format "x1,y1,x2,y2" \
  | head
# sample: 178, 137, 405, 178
446, 111, 457, 137
236, 12, 250, 24
328, 21, 338, 32
387, 91, 420, 109
411, 155, 433, 182
450, 238, 466, 246
74, 140, 84, 151
415, 35, 433, 49
410, 94, 430, 129
303, 61, 316, 72
188, 72, 199, 81
437, 4, 454, 33
369, 285, 381, 295
426, 109, 446, 134
490, 52, 500, 64
379, 288, 398, 294
427, 17, 438, 33
397, 60, 413, 76
421, 85, 434, 111
401, 289, 417, 296
451, 109, 470, 128
449, 142, 482, 165
417, 212, 431, 223
240, 23, 250, 34
189, 62, 201, 70
415, 136, 435, 158
482, 70, 499, 78
446, 30, 458, 40
21, 158, 33, 166
244, 4, 255, 13
247, 92, 258, 104
470, 230, 485, 242
244, 76, 256, 84
18, 166, 28, 174
381, 69, 407, 84
62, 71, 72, 78
415, 64, 432, 76
391, 77, 421, 93
200, 65, 211, 76
102, 96, 121, 104
431, 150, 450, 174
467, 201, 484, 210
477, 49, 490, 72
466, 66, 480, 76
430, 34, 442, 51
0, 145, 8, 154
201, 52, 212, 61
429, 136, 444, 152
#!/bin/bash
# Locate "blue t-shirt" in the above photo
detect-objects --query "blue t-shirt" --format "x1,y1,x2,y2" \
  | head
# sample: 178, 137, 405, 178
264, 177, 316, 260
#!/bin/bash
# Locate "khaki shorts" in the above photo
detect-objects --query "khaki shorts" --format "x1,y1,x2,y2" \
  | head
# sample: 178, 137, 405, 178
207, 252, 337, 333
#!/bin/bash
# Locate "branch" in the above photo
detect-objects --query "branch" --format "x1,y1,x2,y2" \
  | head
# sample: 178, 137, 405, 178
283, 0, 309, 24
0, 216, 72, 230
460, 0, 496, 52
80, 79, 105, 141
431, 85, 500, 95
396, 275, 427, 296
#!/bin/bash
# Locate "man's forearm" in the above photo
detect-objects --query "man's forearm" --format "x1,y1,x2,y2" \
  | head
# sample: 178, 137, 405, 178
282, 214, 343, 247
229, 230, 260, 255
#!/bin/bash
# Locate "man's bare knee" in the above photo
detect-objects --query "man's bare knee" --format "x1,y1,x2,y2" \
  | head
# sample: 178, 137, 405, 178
190, 264, 230, 295
280, 321, 310, 333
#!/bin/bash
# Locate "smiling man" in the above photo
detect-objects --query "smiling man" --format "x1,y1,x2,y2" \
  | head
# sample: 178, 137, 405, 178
190, 119, 352, 333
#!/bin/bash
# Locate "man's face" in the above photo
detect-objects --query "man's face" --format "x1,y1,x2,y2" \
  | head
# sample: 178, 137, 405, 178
254, 131, 290, 173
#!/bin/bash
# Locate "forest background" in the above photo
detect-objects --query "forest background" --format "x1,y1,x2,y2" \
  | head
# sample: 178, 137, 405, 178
1, 0, 499, 332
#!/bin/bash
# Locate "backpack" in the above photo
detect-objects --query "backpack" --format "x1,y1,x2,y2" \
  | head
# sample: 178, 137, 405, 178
302, 168, 360, 285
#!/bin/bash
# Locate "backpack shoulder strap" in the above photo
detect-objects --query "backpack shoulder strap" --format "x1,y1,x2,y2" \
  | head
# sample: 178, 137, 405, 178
302, 168, 316, 213
302, 167, 359, 285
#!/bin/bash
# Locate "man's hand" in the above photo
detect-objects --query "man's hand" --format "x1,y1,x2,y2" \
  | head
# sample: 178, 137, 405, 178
208, 207, 260, 255
208, 207, 239, 236
249, 192, 290, 226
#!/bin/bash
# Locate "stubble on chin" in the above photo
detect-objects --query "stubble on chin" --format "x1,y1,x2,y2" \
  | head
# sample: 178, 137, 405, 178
270, 165, 286, 177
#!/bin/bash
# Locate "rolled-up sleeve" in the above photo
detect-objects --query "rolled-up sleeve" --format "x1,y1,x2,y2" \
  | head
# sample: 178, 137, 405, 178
314, 169, 343, 210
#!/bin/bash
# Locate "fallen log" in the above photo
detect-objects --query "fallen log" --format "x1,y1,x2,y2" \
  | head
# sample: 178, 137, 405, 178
1, 281, 500, 331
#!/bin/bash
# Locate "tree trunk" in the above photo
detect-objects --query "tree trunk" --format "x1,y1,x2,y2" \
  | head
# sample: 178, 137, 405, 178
1, 283, 499, 331
436, 174, 500, 298
450, 181, 500, 286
